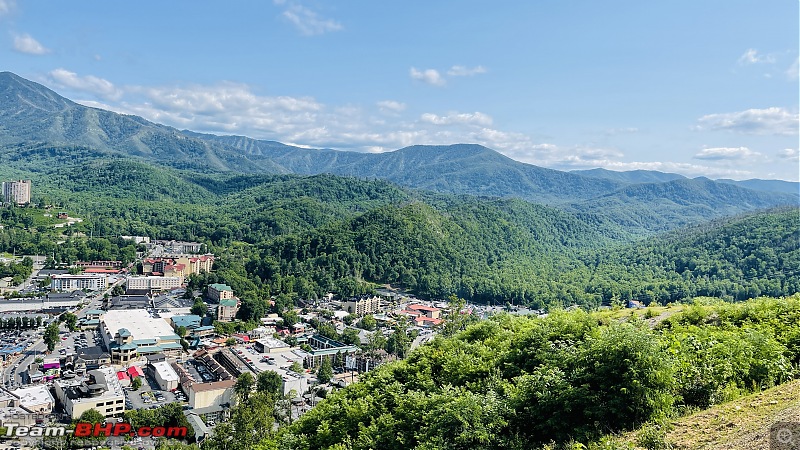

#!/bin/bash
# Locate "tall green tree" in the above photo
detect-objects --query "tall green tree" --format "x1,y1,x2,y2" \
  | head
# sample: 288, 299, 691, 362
317, 358, 333, 384
43, 322, 59, 352
234, 372, 254, 401
256, 370, 283, 396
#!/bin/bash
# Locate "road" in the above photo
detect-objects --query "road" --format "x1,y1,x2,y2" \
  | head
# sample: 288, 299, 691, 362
2, 336, 46, 389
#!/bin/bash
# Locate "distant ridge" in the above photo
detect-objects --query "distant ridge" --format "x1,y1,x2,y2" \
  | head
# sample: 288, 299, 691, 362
571, 167, 687, 184
0, 71, 796, 228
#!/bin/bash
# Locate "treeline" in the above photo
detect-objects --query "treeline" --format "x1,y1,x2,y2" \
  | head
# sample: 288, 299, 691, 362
252, 295, 800, 449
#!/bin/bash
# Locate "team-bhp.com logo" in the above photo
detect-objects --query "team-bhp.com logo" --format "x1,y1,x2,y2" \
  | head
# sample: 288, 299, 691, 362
5, 422, 188, 438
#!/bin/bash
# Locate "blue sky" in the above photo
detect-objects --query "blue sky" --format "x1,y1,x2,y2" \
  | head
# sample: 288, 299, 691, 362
1, 0, 798, 180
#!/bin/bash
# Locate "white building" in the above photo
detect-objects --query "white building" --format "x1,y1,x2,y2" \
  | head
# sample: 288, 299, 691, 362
126, 276, 183, 292
151, 361, 179, 391
50, 274, 108, 292
2, 180, 31, 205
342, 295, 381, 316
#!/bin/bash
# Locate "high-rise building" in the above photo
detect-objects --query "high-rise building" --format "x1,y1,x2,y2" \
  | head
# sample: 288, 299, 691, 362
2, 180, 31, 205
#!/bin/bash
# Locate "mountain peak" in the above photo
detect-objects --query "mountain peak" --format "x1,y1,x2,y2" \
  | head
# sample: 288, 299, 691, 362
0, 70, 74, 114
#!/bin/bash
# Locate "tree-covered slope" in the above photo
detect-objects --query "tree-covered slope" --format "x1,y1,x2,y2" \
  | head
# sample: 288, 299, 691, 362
572, 177, 798, 234
571, 208, 800, 304
252, 296, 800, 450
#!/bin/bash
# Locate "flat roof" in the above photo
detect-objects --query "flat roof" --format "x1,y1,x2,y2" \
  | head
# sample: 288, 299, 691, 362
152, 361, 179, 383
102, 309, 176, 343
11, 385, 54, 408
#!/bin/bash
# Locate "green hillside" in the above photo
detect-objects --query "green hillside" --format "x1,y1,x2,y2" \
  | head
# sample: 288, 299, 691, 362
228, 295, 800, 450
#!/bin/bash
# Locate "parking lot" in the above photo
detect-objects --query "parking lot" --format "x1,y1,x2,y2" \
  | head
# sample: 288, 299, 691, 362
124, 375, 185, 411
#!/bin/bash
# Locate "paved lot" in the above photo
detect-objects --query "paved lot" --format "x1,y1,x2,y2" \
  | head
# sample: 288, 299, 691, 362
125, 375, 183, 411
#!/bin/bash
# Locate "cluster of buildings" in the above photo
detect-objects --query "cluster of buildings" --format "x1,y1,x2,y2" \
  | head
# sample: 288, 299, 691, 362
141, 254, 214, 280
1, 180, 31, 205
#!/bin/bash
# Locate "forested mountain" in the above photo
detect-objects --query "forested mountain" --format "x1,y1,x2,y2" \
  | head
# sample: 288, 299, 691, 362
1, 72, 795, 224
570, 177, 798, 234
0, 139, 797, 308
574, 167, 800, 195
716, 178, 800, 195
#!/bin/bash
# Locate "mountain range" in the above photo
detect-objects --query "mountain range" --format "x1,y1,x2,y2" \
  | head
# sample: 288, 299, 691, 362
0, 70, 796, 234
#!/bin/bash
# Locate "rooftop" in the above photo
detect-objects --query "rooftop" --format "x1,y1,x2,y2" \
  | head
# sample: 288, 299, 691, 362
209, 283, 233, 292
11, 385, 54, 409
103, 309, 176, 343
152, 361, 179, 383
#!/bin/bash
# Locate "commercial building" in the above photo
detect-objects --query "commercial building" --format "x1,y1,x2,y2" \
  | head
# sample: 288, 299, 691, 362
187, 379, 236, 410
150, 361, 179, 391
342, 295, 381, 316
254, 338, 290, 353
50, 274, 108, 292
304, 334, 358, 368
207, 284, 234, 303
126, 276, 183, 293
53, 367, 125, 419
171, 314, 202, 330
100, 309, 182, 364
2, 180, 31, 205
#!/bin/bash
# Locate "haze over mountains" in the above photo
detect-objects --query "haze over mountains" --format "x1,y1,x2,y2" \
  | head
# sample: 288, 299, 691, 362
0, 70, 796, 234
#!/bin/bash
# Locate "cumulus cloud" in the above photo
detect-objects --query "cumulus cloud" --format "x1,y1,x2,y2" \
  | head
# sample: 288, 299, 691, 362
420, 111, 493, 127
48, 68, 122, 100
276, 1, 342, 36
696, 107, 799, 135
12, 33, 50, 55
410, 67, 446, 87
778, 148, 799, 161
447, 65, 487, 76
738, 48, 775, 65
376, 100, 406, 113
693, 147, 761, 160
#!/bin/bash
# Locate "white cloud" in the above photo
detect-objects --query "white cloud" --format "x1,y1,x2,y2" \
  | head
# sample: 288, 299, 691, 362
48, 68, 122, 100
778, 148, 799, 161
446, 65, 487, 77
410, 67, 446, 87
696, 107, 799, 135
787, 57, 799, 80
376, 100, 406, 113
738, 48, 775, 65
0, 0, 14, 17
12, 33, 50, 55
693, 147, 761, 161
420, 111, 493, 127
276, 1, 342, 36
